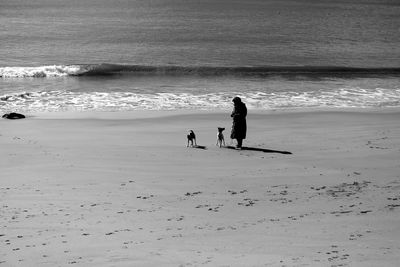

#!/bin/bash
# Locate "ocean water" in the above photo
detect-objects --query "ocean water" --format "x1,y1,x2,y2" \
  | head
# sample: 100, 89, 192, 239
1, 0, 400, 112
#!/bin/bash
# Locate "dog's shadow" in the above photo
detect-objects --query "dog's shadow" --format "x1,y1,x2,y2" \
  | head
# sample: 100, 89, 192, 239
225, 146, 292, 154
192, 145, 207, 150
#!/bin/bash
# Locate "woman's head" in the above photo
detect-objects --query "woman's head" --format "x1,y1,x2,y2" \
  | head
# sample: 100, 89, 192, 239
232, 97, 242, 104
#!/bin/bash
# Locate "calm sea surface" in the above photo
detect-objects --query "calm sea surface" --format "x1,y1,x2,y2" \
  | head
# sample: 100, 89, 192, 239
1, 0, 400, 112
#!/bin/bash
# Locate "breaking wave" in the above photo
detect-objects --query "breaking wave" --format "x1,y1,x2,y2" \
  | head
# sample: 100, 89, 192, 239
0, 65, 82, 78
2, 64, 400, 78
1, 87, 399, 112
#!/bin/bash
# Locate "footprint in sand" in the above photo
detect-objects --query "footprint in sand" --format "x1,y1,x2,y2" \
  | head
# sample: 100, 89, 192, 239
359, 210, 372, 214
208, 206, 222, 212
137, 195, 154, 200
195, 204, 209, 209
184, 191, 202, 197
386, 204, 400, 210
228, 189, 248, 195
167, 216, 184, 221
238, 198, 259, 206
326, 181, 370, 198
324, 245, 350, 264
330, 210, 353, 216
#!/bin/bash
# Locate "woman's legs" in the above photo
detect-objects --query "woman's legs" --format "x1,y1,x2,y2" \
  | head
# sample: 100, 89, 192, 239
236, 138, 243, 149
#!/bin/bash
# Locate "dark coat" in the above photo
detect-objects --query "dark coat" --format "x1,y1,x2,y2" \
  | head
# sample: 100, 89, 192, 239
230, 102, 247, 139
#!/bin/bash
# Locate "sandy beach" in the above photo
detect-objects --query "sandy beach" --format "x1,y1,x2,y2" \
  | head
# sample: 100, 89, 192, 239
1, 110, 400, 266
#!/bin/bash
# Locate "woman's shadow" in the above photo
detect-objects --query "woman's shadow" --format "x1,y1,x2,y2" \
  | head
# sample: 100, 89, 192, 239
225, 146, 292, 154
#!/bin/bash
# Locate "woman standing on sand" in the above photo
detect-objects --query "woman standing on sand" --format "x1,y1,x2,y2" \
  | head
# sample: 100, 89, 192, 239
230, 97, 247, 149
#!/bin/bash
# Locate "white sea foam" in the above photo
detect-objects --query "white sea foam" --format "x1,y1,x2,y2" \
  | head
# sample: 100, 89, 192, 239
1, 87, 399, 113
0, 65, 82, 78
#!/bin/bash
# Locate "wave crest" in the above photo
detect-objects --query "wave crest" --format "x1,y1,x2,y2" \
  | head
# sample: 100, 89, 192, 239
1, 87, 399, 112
2, 64, 400, 78
0, 65, 82, 78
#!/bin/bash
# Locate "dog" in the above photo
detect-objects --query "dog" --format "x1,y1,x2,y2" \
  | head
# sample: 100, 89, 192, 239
216, 127, 226, 147
187, 130, 197, 147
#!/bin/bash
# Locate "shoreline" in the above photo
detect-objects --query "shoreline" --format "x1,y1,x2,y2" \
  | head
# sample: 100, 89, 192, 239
1, 108, 400, 266
21, 106, 400, 120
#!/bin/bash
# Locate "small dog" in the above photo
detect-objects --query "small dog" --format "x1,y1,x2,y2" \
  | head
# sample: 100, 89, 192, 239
187, 130, 197, 147
216, 127, 226, 147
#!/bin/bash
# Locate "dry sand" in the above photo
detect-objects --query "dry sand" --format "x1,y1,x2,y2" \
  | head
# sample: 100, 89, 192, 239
1, 110, 400, 266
